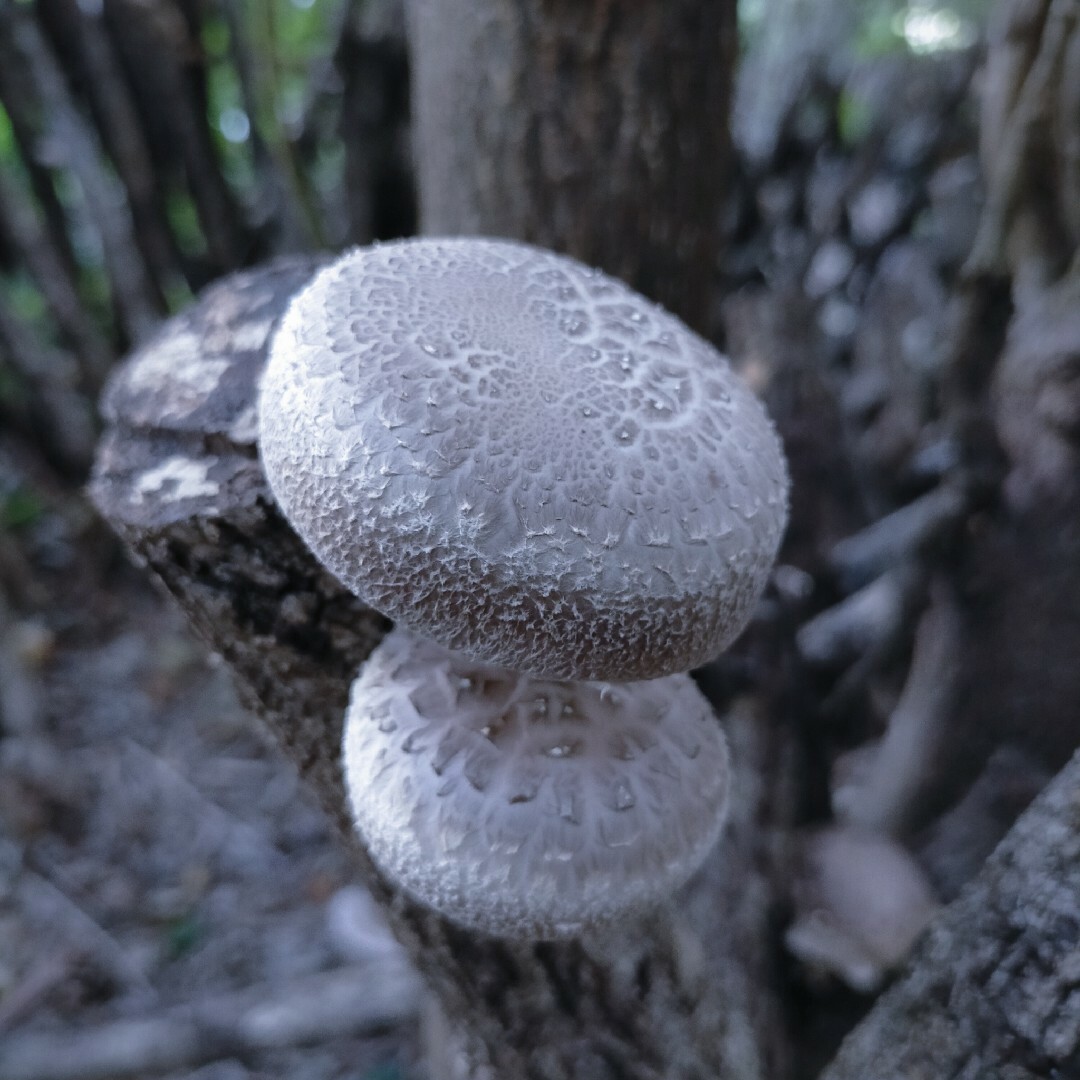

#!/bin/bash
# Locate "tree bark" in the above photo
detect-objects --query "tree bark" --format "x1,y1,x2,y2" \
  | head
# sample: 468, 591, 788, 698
405, 0, 738, 331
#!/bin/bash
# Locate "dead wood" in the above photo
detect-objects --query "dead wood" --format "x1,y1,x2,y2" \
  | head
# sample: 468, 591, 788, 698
89, 257, 793, 1080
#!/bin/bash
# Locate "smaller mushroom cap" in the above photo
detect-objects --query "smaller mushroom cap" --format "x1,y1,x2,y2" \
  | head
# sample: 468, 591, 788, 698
259, 238, 788, 681
343, 630, 730, 939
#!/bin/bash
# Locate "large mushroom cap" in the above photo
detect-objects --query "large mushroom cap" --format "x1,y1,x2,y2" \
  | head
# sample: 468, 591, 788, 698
260, 238, 788, 680
342, 630, 730, 939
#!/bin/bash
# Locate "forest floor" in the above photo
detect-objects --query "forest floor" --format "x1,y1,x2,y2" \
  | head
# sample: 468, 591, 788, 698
0, 499, 419, 1079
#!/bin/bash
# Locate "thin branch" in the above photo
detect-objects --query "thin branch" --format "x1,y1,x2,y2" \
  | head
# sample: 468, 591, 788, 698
0, 165, 113, 391
829, 482, 967, 589
242, 0, 328, 246
0, 951, 75, 1035
832, 587, 961, 837
66, 4, 183, 306
0, 286, 96, 474
966, 0, 1078, 286
17, 864, 159, 1001
0, 52, 78, 277
107, 0, 253, 273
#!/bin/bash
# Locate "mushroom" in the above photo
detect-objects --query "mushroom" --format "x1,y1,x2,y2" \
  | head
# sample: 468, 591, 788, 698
343, 629, 729, 939
259, 237, 787, 682
257, 237, 789, 937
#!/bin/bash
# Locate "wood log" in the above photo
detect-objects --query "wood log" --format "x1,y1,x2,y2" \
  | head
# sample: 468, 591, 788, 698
89, 256, 789, 1080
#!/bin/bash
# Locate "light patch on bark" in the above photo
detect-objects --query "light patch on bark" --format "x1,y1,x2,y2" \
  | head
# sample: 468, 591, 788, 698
205, 317, 275, 356
134, 456, 219, 507
125, 328, 230, 414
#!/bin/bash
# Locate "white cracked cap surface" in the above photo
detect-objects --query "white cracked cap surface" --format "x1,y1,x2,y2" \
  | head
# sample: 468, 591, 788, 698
259, 238, 788, 680
342, 630, 730, 939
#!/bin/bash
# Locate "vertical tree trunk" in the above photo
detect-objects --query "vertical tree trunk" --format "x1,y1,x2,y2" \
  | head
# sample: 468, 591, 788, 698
406, 0, 738, 330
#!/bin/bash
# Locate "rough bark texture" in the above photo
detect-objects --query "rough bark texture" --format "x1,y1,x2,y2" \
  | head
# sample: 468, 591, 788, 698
405, 0, 738, 331
821, 747, 1080, 1079
90, 259, 790, 1080
89, 256, 386, 823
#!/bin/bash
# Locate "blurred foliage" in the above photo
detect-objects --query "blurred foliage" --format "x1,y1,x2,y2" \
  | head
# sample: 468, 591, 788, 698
740, 0, 994, 54
0, 0, 994, 468
202, 13, 255, 196
165, 189, 210, 262
0, 363, 26, 407
7, 272, 47, 324
837, 91, 876, 146
0, 485, 45, 531
164, 911, 206, 960
0, 99, 14, 158
202, 0, 344, 205
361, 1064, 404, 1080
203, 0, 343, 244
0, 0, 346, 380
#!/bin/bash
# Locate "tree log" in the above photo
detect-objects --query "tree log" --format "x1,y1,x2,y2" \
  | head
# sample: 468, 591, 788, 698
89, 257, 789, 1080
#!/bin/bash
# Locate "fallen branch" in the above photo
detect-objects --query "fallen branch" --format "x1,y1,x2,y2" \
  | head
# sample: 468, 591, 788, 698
832, 586, 961, 837
829, 483, 967, 589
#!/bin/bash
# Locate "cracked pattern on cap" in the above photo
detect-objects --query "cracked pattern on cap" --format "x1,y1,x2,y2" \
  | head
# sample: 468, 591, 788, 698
259, 238, 788, 680
343, 631, 730, 939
